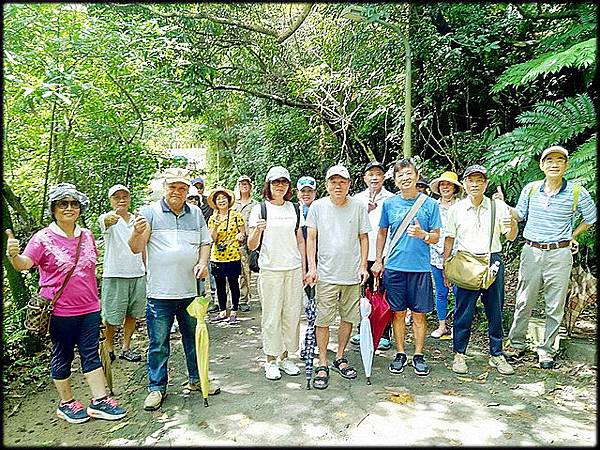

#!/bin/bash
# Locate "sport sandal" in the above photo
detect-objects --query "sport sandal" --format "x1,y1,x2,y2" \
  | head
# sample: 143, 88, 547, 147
312, 366, 330, 390
330, 356, 357, 379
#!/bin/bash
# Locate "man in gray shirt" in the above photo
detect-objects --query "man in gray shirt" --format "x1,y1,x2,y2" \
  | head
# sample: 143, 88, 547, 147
305, 165, 371, 389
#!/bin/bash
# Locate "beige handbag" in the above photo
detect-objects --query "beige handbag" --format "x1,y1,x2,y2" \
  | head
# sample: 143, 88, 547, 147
444, 199, 498, 291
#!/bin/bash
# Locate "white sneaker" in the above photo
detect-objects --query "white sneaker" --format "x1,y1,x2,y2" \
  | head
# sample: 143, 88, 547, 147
264, 361, 281, 380
144, 391, 165, 411
452, 353, 468, 374
279, 358, 301, 376
489, 354, 515, 375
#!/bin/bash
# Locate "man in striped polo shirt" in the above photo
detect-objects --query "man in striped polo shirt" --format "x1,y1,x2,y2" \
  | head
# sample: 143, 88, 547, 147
129, 167, 212, 410
504, 146, 596, 369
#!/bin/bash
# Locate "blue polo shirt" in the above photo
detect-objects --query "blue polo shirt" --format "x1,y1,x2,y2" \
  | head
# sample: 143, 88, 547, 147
141, 198, 212, 299
515, 179, 596, 243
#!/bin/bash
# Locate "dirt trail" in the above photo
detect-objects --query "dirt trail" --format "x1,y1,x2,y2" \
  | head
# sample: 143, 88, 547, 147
2, 297, 597, 446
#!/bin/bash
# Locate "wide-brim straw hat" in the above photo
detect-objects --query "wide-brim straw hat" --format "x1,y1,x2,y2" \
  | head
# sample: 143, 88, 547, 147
430, 171, 462, 195
207, 187, 235, 210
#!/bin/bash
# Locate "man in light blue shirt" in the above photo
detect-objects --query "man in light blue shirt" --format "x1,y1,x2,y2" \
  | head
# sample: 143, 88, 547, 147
129, 167, 212, 410
504, 146, 596, 369
372, 159, 441, 377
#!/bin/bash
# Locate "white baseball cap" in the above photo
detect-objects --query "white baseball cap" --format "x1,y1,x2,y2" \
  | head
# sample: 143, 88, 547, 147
162, 167, 191, 186
540, 145, 569, 161
326, 165, 350, 180
297, 176, 317, 190
265, 166, 291, 182
108, 184, 130, 198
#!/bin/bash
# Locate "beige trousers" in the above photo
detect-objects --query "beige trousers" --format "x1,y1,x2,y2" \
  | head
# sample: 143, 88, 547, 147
258, 268, 303, 357
239, 244, 251, 304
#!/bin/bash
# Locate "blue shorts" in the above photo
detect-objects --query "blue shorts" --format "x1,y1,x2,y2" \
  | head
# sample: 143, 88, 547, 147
383, 269, 434, 313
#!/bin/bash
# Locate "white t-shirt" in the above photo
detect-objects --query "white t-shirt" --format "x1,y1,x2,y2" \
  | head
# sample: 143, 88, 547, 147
248, 201, 304, 271
306, 196, 371, 285
98, 212, 145, 278
353, 187, 394, 261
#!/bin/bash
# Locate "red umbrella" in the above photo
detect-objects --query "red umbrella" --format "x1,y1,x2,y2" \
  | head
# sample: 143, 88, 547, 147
366, 286, 393, 348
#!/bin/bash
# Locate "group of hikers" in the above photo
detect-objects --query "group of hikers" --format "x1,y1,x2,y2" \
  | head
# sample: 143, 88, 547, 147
4, 144, 596, 424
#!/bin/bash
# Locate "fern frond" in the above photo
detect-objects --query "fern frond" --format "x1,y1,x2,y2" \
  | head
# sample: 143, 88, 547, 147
565, 136, 597, 198
492, 38, 596, 92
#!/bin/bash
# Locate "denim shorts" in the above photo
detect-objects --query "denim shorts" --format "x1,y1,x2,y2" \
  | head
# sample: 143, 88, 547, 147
383, 269, 434, 313
49, 311, 102, 380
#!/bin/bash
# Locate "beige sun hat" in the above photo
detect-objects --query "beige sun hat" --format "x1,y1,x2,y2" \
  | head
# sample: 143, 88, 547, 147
207, 186, 235, 210
430, 171, 462, 195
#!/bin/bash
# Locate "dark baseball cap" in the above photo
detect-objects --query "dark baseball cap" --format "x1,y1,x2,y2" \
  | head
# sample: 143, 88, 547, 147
462, 165, 488, 179
363, 161, 385, 174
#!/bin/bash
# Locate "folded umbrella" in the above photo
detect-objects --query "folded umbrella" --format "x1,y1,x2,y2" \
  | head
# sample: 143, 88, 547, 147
98, 324, 113, 395
366, 286, 393, 352
186, 279, 211, 406
301, 284, 317, 389
359, 287, 374, 385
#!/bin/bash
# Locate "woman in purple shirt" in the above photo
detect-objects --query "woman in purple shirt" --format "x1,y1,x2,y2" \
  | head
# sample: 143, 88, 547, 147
6, 183, 126, 424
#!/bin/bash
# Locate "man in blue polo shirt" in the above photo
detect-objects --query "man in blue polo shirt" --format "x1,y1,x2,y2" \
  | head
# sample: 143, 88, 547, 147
129, 167, 212, 410
504, 146, 596, 369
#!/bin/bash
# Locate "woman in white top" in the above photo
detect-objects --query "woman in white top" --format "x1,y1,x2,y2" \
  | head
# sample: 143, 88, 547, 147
428, 171, 461, 338
248, 166, 306, 381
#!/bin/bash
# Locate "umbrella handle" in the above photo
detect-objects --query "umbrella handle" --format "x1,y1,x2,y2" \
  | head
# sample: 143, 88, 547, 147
306, 380, 311, 390
204, 398, 209, 407
366, 377, 371, 385
360, 283, 366, 298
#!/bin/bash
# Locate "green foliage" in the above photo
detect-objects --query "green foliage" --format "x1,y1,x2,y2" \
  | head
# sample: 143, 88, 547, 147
486, 94, 595, 203
492, 38, 596, 92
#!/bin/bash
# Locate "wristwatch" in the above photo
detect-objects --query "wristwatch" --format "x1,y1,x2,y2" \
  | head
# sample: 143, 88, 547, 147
423, 232, 430, 242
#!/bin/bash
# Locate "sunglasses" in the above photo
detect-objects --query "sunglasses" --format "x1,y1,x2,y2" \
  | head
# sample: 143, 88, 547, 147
56, 200, 81, 210
271, 179, 290, 186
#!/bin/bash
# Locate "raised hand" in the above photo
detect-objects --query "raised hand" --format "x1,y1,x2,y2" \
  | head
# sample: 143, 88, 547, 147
5, 229, 20, 257
492, 186, 504, 202
133, 214, 149, 235
407, 218, 424, 239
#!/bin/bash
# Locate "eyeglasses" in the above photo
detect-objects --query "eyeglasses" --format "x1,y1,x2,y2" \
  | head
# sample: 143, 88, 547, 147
56, 200, 81, 210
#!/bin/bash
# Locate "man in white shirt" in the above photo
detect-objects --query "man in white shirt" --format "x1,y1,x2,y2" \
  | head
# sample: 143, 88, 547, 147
305, 165, 371, 389
351, 161, 394, 350
98, 184, 146, 363
443, 165, 518, 376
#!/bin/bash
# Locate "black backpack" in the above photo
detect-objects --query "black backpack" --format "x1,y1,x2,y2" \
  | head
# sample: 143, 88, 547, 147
249, 201, 301, 273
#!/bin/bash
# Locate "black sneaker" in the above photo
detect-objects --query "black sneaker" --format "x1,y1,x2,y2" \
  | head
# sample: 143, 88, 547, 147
388, 352, 408, 374
120, 349, 142, 362
239, 304, 251, 312
412, 354, 430, 376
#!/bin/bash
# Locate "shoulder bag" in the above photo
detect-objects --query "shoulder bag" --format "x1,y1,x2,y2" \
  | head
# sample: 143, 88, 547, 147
444, 199, 498, 291
385, 193, 428, 259
25, 233, 83, 338
249, 201, 301, 272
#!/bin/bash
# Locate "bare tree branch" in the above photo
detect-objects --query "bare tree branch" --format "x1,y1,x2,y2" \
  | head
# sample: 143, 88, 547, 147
277, 3, 314, 43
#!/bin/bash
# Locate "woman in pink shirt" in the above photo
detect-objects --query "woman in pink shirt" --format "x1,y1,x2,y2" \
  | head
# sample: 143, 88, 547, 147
5, 183, 126, 424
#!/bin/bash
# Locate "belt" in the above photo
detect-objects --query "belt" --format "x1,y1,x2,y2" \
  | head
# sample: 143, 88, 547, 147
526, 240, 570, 250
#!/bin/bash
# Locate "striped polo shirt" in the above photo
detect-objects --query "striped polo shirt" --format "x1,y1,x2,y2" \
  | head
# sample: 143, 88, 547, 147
141, 198, 212, 299
515, 179, 596, 243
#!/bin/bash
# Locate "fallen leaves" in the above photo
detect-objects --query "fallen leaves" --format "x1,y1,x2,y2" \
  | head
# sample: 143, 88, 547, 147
104, 421, 130, 433
387, 391, 414, 404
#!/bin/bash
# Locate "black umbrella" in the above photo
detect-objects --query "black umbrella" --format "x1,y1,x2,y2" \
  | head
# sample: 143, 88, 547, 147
300, 285, 316, 389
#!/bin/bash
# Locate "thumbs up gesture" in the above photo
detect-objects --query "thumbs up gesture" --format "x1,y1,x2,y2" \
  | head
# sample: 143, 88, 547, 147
407, 218, 423, 239
5, 229, 20, 258
492, 186, 504, 202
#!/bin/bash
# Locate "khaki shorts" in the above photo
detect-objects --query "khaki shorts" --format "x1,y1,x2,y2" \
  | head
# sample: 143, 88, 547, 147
314, 281, 360, 327
101, 277, 147, 325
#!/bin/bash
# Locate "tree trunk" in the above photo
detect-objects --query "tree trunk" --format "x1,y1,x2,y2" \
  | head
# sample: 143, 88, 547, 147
40, 100, 58, 223
2, 193, 30, 324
